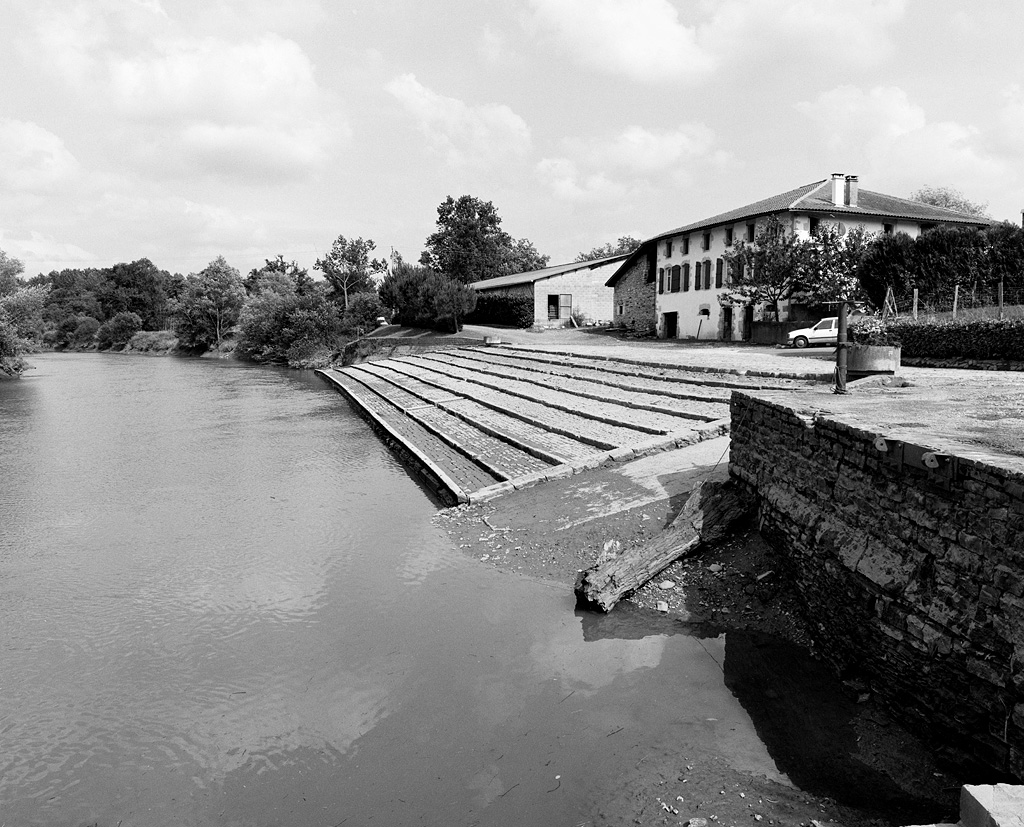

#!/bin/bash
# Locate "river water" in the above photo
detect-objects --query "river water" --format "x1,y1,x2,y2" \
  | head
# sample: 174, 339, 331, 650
0, 354, 882, 826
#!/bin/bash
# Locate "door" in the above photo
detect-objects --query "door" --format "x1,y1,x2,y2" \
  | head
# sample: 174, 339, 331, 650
809, 318, 837, 344
721, 306, 733, 341
664, 312, 678, 339
743, 305, 754, 341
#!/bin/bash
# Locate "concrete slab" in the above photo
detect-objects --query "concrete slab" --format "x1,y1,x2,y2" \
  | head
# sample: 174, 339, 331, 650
961, 784, 1024, 827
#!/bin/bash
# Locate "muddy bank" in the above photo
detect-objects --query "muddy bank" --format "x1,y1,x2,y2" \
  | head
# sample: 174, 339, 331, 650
435, 479, 963, 827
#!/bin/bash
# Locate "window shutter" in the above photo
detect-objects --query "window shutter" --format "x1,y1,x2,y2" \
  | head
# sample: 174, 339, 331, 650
683, 263, 690, 291
715, 259, 724, 288
658, 268, 664, 294
704, 262, 712, 290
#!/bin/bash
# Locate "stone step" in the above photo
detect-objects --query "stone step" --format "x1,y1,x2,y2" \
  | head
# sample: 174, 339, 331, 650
384, 357, 679, 449
354, 362, 600, 463
401, 353, 688, 436
495, 344, 821, 387
344, 365, 554, 480
426, 350, 728, 421
453, 347, 734, 403
320, 370, 501, 500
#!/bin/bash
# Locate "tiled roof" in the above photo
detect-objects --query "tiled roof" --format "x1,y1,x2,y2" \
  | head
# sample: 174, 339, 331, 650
650, 178, 992, 242
470, 253, 629, 291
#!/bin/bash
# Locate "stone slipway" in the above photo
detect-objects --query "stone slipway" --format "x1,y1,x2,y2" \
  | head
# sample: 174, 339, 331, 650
317, 344, 805, 504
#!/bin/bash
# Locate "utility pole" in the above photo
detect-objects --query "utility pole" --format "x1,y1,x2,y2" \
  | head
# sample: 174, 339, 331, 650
834, 301, 848, 394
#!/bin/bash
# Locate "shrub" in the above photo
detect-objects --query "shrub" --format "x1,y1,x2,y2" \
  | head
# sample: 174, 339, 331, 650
72, 316, 100, 348
342, 292, 386, 335
236, 288, 345, 363
467, 291, 534, 327
127, 329, 178, 352
379, 264, 476, 332
887, 317, 1024, 361
96, 311, 143, 350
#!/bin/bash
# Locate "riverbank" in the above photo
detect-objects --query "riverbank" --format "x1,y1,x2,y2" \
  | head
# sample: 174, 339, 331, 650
434, 442, 961, 827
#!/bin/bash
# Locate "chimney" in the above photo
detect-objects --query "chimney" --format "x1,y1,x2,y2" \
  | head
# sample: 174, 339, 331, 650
845, 175, 859, 207
831, 172, 845, 205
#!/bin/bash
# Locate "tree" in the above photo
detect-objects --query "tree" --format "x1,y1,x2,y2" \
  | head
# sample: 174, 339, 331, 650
800, 225, 873, 304
856, 232, 918, 309
914, 225, 988, 304
721, 216, 811, 319
97, 258, 171, 329
909, 185, 989, 218
575, 236, 642, 262
0, 249, 25, 296
379, 263, 476, 332
245, 255, 315, 297
96, 311, 143, 350
315, 236, 385, 309
170, 256, 246, 350
985, 222, 1024, 304
420, 195, 512, 283
502, 237, 550, 275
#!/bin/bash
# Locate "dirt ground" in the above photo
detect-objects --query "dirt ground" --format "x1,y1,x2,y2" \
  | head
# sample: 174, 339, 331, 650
434, 465, 964, 827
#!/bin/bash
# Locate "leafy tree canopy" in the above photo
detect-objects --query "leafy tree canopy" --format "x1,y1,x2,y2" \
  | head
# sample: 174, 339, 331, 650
245, 255, 315, 297
0, 249, 25, 296
420, 195, 547, 282
315, 236, 385, 309
575, 236, 642, 262
170, 256, 246, 350
909, 185, 989, 218
721, 216, 811, 316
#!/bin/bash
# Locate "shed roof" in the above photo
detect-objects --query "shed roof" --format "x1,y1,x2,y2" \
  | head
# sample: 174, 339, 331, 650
470, 253, 629, 291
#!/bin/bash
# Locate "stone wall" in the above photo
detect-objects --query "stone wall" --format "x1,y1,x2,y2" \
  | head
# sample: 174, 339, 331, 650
729, 391, 1024, 778
612, 256, 655, 334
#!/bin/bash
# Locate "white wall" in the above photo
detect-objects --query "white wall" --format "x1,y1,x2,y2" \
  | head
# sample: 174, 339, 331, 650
531, 261, 619, 326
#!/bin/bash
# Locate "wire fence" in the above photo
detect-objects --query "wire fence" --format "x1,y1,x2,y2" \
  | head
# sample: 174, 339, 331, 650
889, 282, 1024, 322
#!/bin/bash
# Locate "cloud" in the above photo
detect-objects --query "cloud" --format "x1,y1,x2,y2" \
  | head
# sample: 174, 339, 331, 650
27, 3, 341, 184
385, 73, 532, 167
0, 120, 79, 191
537, 122, 722, 203
526, 0, 712, 83
795, 84, 1017, 216
526, 0, 905, 83
0, 231, 98, 275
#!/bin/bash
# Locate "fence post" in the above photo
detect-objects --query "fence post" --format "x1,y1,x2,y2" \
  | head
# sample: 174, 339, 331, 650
999, 281, 1004, 320
952, 284, 959, 318
834, 302, 848, 395
913, 288, 918, 320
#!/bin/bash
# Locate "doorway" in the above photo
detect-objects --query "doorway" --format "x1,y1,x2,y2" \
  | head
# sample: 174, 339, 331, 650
722, 306, 733, 341
663, 312, 678, 339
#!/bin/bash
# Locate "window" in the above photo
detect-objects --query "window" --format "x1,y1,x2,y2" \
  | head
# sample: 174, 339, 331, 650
658, 268, 665, 294
702, 231, 711, 251
665, 240, 673, 257
682, 262, 690, 291
715, 259, 724, 289
682, 237, 690, 255
746, 223, 755, 242
809, 216, 820, 236
883, 223, 894, 234
725, 228, 733, 246
670, 265, 681, 293
694, 263, 702, 290
703, 261, 712, 290
617, 303, 624, 316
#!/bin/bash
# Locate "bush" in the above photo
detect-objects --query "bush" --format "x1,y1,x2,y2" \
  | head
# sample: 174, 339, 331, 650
127, 329, 178, 352
342, 292, 386, 335
96, 311, 143, 350
467, 291, 535, 327
72, 316, 100, 348
887, 317, 1024, 361
236, 288, 345, 363
379, 264, 476, 332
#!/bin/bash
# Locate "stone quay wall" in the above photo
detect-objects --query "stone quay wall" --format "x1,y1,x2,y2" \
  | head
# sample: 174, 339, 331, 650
729, 391, 1024, 778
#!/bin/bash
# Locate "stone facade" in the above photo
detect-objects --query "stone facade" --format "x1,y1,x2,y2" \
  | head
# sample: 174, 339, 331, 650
729, 391, 1024, 778
611, 254, 655, 334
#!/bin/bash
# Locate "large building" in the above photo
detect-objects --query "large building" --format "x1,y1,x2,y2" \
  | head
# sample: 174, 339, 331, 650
606, 173, 992, 341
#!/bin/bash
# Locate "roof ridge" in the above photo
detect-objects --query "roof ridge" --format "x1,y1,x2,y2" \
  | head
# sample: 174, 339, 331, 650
791, 179, 829, 210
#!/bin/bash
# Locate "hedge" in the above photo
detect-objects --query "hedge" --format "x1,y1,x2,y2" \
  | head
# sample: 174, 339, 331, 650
888, 317, 1024, 361
467, 291, 535, 328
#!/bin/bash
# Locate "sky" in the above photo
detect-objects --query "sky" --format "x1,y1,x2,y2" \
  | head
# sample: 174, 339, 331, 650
1, 0, 1023, 279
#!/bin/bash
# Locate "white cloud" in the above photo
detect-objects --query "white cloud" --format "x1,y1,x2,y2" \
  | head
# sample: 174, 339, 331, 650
537, 122, 722, 203
385, 73, 532, 167
526, 0, 905, 83
527, 0, 712, 83
795, 84, 1017, 217
0, 120, 80, 192
0, 231, 99, 276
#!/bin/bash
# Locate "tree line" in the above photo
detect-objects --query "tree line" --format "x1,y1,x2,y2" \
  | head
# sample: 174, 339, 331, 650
1, 193, 633, 375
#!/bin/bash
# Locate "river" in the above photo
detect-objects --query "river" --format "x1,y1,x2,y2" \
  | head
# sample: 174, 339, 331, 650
0, 353, 896, 826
